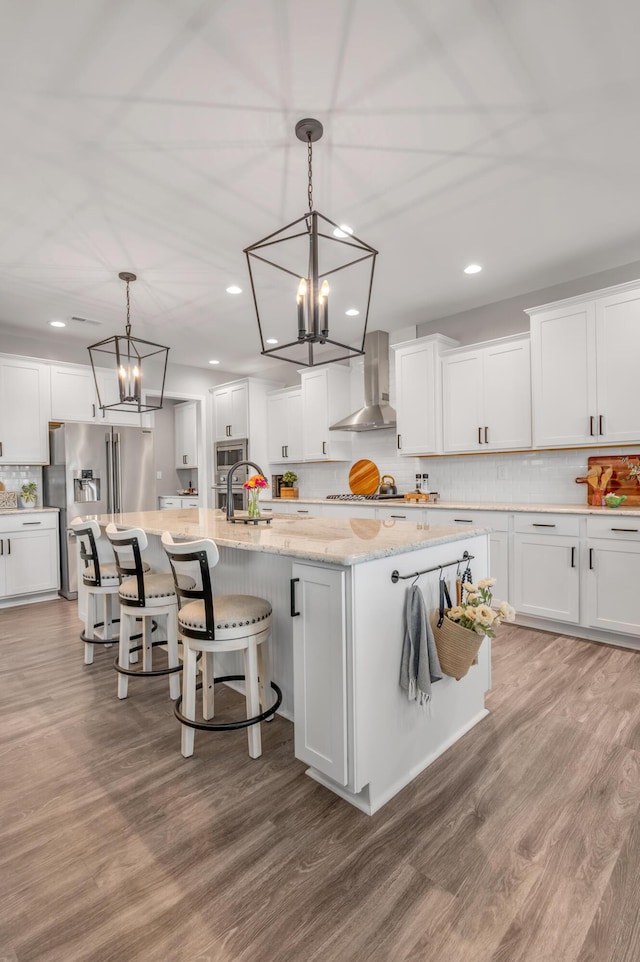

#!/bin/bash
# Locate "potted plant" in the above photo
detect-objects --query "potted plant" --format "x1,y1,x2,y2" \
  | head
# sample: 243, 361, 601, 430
20, 481, 38, 508
280, 471, 299, 500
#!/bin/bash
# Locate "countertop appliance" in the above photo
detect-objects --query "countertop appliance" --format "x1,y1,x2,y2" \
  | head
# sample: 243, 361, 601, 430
326, 492, 406, 501
43, 422, 156, 599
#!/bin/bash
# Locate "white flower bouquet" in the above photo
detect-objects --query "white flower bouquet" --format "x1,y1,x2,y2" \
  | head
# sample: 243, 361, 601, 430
446, 577, 515, 638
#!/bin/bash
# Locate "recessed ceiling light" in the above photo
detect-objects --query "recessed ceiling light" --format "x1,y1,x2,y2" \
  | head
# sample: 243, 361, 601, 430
265, 338, 278, 345
463, 264, 482, 274
226, 285, 242, 294
345, 308, 360, 317
208, 359, 220, 365
333, 224, 354, 239
49, 320, 66, 328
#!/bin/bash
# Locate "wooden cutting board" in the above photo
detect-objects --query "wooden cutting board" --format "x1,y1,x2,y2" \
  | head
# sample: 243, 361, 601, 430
585, 455, 640, 505
348, 459, 380, 495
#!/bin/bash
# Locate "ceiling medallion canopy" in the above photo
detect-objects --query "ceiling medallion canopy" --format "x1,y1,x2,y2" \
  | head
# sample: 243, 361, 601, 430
244, 118, 378, 367
87, 272, 169, 413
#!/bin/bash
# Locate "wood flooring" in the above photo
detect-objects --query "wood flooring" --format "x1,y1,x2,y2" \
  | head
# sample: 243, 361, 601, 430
1, 599, 640, 961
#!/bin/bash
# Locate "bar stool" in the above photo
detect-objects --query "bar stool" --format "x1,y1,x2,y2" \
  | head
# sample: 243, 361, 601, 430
161, 531, 281, 759
106, 524, 194, 701
70, 517, 149, 665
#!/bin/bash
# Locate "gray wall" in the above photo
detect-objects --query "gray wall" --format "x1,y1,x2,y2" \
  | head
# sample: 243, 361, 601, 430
417, 258, 640, 345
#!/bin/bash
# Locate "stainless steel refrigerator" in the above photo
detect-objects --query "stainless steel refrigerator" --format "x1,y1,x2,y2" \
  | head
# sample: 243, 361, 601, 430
43, 422, 156, 599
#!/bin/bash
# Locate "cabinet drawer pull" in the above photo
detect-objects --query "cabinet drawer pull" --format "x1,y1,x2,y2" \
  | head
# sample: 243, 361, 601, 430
611, 527, 639, 533
599, 414, 604, 436
533, 523, 556, 527
589, 547, 594, 570
484, 426, 489, 444
454, 518, 473, 523
297, 509, 309, 514
22, 521, 42, 525
571, 546, 576, 568
397, 434, 402, 450
290, 577, 300, 617
590, 415, 595, 437
390, 514, 407, 519
478, 426, 482, 444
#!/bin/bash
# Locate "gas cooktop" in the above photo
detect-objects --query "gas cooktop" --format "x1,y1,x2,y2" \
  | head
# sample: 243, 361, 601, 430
326, 493, 406, 501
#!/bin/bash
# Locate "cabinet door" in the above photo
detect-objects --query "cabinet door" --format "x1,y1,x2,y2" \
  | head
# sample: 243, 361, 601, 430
285, 390, 303, 461
94, 369, 142, 426
50, 366, 98, 422
512, 533, 579, 623
174, 402, 198, 468
442, 351, 484, 452
214, 383, 249, 440
3, 528, 58, 596
483, 339, 532, 450
595, 289, 640, 444
267, 393, 288, 461
489, 530, 509, 608
530, 302, 596, 447
292, 563, 347, 785
586, 539, 640, 636
0, 359, 50, 464
395, 341, 438, 455
213, 388, 231, 440
302, 369, 330, 460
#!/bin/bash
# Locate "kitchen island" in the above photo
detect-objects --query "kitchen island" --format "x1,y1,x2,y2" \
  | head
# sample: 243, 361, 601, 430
85, 508, 491, 814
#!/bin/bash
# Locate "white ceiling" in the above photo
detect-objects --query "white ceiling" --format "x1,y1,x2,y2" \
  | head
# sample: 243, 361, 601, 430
2, 0, 640, 377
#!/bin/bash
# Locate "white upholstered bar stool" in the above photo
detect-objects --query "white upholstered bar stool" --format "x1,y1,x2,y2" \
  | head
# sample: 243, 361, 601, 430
106, 523, 194, 701
69, 517, 148, 665
161, 532, 281, 759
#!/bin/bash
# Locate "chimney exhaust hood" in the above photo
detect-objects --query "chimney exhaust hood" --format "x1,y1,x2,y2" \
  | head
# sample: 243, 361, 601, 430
330, 330, 396, 432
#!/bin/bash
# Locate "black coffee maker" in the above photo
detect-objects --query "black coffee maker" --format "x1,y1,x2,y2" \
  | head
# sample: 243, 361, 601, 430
272, 474, 284, 498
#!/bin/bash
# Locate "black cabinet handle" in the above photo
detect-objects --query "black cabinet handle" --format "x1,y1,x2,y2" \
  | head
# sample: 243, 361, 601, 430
390, 514, 407, 519
571, 546, 576, 568
6, 539, 10, 555
485, 426, 489, 444
454, 518, 473, 523
590, 415, 595, 437
611, 527, 639, 533
285, 445, 288, 458
599, 414, 604, 436
290, 578, 300, 617
0, 539, 3, 556
322, 441, 327, 455
533, 523, 556, 527
589, 548, 594, 570
297, 509, 309, 514
0, 441, 3, 456
478, 426, 482, 444
92, 403, 96, 418
22, 521, 41, 525
397, 434, 402, 450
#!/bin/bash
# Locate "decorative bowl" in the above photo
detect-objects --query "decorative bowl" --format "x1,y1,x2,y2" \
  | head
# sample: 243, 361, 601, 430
604, 493, 627, 508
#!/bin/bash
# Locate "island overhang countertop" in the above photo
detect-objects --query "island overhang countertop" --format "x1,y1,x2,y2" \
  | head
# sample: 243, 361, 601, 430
89, 508, 487, 566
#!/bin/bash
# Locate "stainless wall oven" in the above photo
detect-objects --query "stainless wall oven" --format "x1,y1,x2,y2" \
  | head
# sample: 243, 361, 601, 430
214, 438, 248, 512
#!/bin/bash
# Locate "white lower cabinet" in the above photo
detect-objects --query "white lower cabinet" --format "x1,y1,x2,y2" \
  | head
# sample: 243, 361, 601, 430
585, 517, 640, 636
512, 515, 580, 624
158, 496, 200, 510
427, 509, 509, 603
0, 513, 59, 602
291, 562, 347, 785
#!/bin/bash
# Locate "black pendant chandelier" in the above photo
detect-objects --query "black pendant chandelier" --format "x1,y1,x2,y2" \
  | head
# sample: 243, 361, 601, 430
88, 272, 169, 413
244, 118, 378, 367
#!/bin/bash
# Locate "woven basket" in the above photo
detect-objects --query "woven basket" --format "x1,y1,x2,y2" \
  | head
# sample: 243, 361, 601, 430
431, 611, 484, 681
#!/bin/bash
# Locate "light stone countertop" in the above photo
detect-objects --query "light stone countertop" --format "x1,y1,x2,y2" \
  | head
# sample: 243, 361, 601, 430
262, 497, 640, 517
0, 506, 60, 516
87, 508, 489, 566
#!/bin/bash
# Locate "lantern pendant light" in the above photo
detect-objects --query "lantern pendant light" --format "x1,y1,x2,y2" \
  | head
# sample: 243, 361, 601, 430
244, 118, 378, 367
88, 272, 169, 413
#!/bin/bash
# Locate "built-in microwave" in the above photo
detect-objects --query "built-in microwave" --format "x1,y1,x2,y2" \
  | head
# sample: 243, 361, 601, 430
214, 439, 248, 485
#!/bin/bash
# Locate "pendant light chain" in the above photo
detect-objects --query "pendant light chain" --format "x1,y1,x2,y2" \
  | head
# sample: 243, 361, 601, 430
125, 276, 132, 337
307, 133, 313, 213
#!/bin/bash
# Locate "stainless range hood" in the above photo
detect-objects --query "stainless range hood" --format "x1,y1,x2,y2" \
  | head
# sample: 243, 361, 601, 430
330, 330, 397, 432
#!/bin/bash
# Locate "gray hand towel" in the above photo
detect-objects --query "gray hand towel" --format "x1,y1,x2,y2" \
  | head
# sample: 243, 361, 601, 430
399, 584, 443, 706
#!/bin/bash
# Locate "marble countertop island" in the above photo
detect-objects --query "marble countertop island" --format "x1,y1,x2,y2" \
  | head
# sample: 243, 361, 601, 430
91, 507, 487, 566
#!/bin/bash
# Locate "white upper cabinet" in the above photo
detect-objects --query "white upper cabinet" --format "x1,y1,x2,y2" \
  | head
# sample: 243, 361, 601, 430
50, 366, 98, 422
0, 358, 50, 464
442, 335, 532, 453
301, 366, 352, 461
213, 381, 249, 441
174, 401, 198, 468
528, 282, 640, 447
267, 387, 303, 463
393, 335, 458, 456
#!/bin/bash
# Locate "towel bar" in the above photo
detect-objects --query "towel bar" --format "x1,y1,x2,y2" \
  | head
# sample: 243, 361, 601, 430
391, 550, 474, 584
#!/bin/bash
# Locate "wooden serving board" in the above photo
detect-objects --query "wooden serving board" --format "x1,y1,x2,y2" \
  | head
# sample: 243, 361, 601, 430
586, 455, 640, 505
348, 459, 380, 495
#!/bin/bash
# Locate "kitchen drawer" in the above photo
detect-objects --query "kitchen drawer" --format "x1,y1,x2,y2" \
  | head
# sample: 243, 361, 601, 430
429, 508, 509, 532
586, 516, 640, 540
182, 499, 200, 509
159, 497, 181, 510
0, 512, 58, 533
513, 513, 579, 537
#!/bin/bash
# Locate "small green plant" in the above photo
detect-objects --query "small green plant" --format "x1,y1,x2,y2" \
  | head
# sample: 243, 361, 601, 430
21, 481, 37, 504
282, 471, 298, 486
